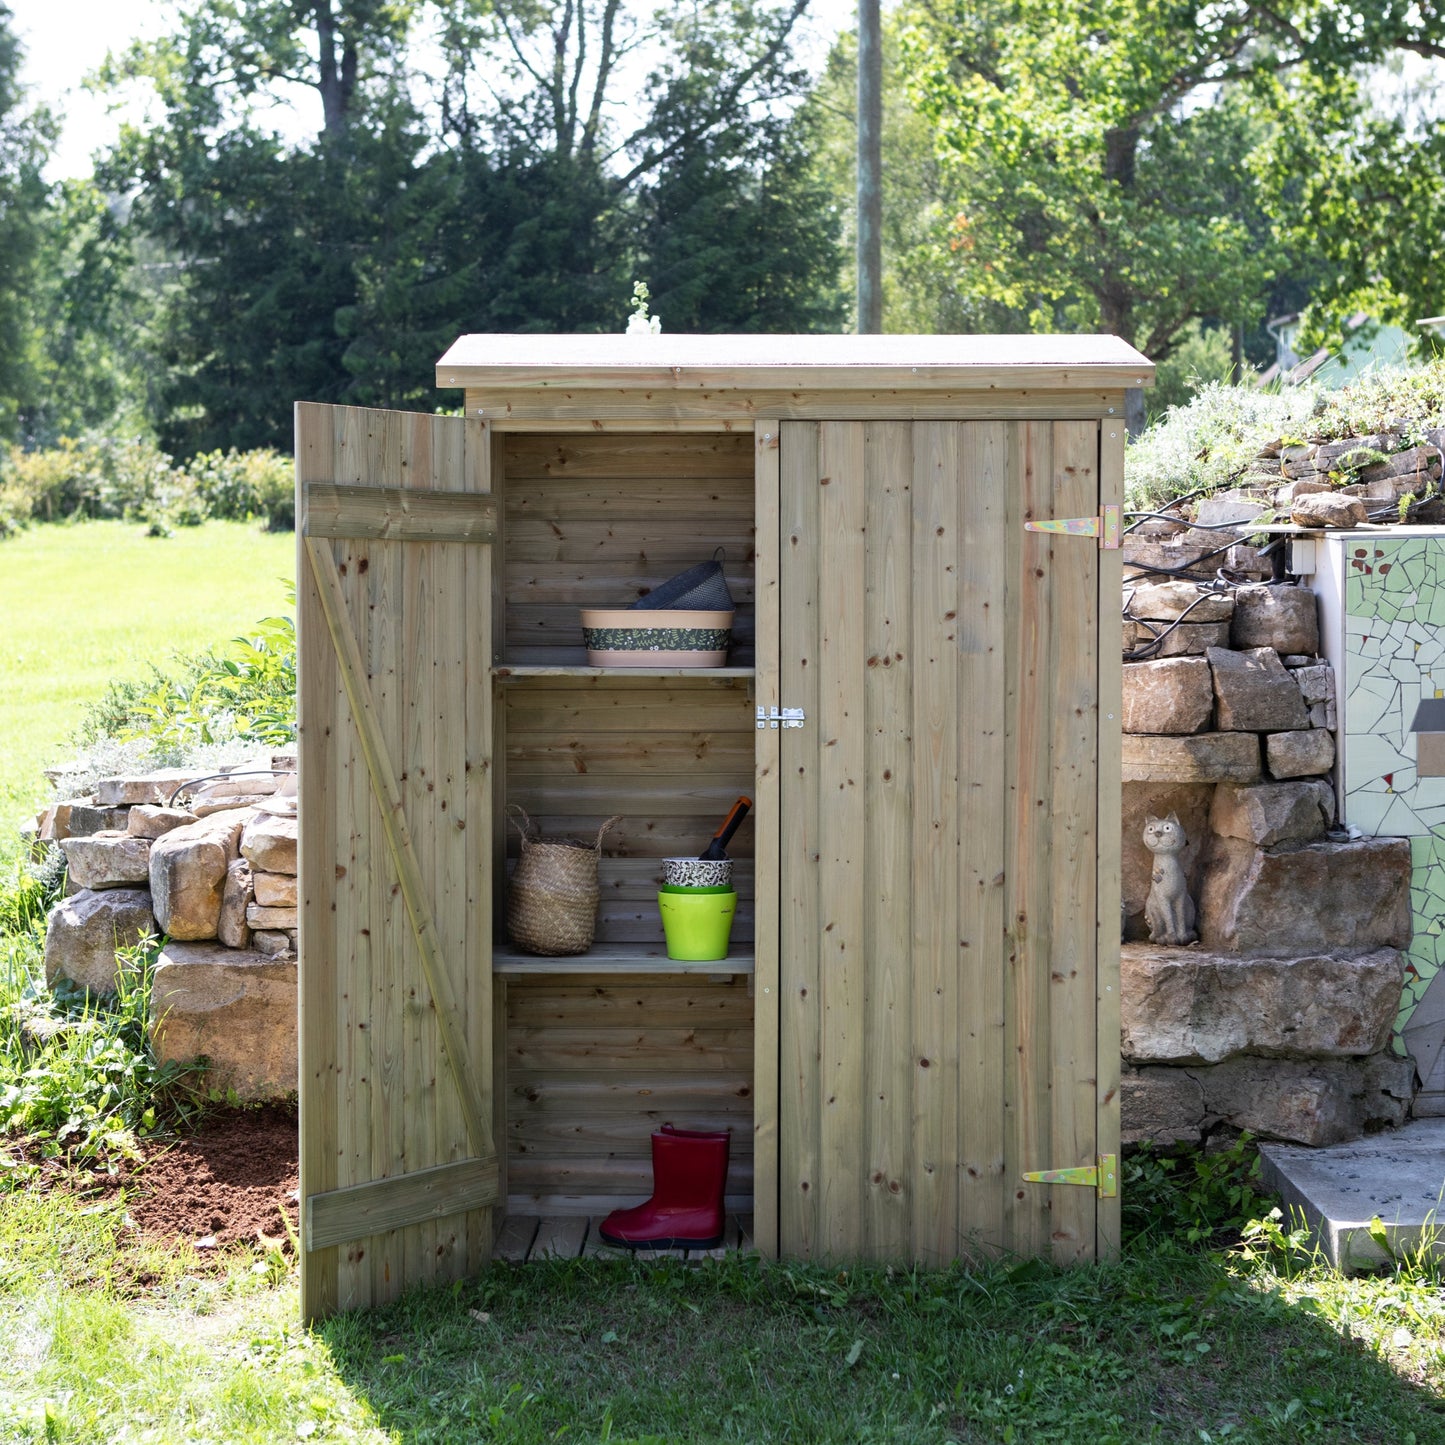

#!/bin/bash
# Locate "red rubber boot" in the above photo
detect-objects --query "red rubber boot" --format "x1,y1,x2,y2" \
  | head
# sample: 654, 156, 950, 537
598, 1126, 730, 1248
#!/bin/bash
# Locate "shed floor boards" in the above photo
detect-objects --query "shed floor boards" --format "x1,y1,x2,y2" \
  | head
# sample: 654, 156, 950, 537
1259, 1119, 1445, 1272
493, 1213, 754, 1263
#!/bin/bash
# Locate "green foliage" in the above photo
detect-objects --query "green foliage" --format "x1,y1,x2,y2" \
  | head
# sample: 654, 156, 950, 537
187, 447, 294, 528
0, 847, 206, 1167
1122, 1135, 1272, 1248
0, 439, 294, 532
1125, 380, 1318, 511
78, 596, 297, 752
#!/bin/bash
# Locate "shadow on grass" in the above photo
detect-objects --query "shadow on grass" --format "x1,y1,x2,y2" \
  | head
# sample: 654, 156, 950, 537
315, 1244, 1445, 1444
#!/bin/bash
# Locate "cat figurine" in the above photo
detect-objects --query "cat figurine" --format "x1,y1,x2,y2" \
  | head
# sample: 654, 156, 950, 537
1142, 812, 1197, 946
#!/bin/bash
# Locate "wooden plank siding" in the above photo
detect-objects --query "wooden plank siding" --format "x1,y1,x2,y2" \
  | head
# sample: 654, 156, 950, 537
297, 403, 498, 1321
503, 975, 754, 1214
777, 418, 1103, 1265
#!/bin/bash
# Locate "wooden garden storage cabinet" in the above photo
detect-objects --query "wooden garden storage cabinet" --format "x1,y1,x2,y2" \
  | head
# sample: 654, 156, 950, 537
295, 334, 1152, 1319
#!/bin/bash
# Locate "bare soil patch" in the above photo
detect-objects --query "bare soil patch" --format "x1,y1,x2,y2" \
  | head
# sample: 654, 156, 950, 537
118, 1102, 300, 1250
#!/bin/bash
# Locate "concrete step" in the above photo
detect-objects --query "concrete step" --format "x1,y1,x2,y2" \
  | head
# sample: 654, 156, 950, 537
1258, 1118, 1445, 1271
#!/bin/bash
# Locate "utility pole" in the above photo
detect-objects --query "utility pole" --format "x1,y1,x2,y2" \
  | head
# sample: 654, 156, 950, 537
856, 0, 882, 333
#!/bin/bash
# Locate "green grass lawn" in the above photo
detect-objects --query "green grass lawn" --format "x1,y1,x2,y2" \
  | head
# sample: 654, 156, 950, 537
0, 520, 295, 826
2, 1186, 1445, 1444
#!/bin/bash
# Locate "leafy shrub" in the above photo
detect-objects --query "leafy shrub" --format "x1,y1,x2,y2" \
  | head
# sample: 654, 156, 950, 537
187, 447, 294, 530
1125, 381, 1318, 512
0, 438, 294, 534
1121, 1134, 1273, 1249
72, 593, 297, 754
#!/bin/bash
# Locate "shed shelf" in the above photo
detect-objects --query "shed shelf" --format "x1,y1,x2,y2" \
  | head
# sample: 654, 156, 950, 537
494, 664, 754, 682
492, 944, 754, 976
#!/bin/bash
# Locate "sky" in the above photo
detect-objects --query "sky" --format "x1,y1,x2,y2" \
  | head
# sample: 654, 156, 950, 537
13, 0, 863, 181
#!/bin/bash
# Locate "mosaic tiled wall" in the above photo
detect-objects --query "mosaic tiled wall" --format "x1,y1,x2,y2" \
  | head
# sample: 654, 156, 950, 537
1342, 537, 1445, 1041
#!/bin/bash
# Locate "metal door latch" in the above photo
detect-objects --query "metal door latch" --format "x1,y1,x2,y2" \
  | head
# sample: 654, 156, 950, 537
757, 706, 805, 730
1024, 504, 1121, 550
1022, 1154, 1117, 1198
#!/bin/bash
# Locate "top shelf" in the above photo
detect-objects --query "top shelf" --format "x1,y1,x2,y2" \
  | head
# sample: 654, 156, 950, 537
494, 664, 754, 681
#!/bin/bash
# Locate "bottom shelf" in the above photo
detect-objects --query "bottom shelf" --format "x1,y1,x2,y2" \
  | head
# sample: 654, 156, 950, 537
492, 942, 754, 976
494, 1212, 755, 1262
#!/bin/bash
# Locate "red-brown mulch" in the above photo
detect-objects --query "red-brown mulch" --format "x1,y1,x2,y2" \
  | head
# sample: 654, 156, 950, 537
84, 1103, 301, 1253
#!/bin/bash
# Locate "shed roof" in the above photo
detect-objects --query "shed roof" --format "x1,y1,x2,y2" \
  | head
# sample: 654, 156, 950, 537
435, 333, 1154, 393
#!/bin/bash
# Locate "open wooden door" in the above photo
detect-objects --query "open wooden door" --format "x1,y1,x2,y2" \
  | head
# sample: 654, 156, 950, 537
297, 403, 500, 1320
777, 419, 1112, 1265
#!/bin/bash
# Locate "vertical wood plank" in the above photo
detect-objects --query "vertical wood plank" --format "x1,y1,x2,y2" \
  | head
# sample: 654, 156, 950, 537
816, 422, 868, 1260
297, 403, 340, 1322
401, 409, 441, 1288
465, 418, 499, 1269
1046, 420, 1100, 1264
1006, 421, 1055, 1260
334, 406, 378, 1311
779, 420, 821, 1257
365, 411, 408, 1303
1096, 420, 1124, 1261
752, 421, 782, 1259
862, 422, 913, 1260
956, 421, 1009, 1259
909, 422, 961, 1265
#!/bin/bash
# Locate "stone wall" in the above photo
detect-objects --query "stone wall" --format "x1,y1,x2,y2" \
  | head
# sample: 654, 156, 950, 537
35, 753, 298, 1099
1120, 579, 1415, 1146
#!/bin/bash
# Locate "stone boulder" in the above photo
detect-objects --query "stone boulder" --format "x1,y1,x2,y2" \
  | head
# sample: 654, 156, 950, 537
1124, 580, 1235, 624
1122, 732, 1261, 784
148, 942, 297, 1099
1291, 493, 1369, 528
252, 872, 298, 908
1198, 836, 1412, 954
240, 813, 298, 876
1230, 584, 1320, 656
1121, 657, 1214, 734
217, 859, 254, 950
1121, 783, 1213, 940
246, 903, 299, 930
149, 809, 254, 941
1266, 729, 1335, 779
1209, 781, 1332, 848
1208, 647, 1310, 732
126, 805, 200, 840
94, 769, 197, 807
1122, 1053, 1414, 1147
59, 833, 151, 890
1121, 944, 1404, 1064
67, 803, 131, 837
43, 888, 155, 992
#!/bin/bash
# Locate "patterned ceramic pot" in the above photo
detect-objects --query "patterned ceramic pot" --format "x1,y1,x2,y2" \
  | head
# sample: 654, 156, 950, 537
661, 856, 733, 888
580, 609, 733, 667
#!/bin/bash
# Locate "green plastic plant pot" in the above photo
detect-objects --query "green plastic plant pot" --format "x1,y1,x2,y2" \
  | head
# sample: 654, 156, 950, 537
657, 883, 734, 895
657, 889, 737, 962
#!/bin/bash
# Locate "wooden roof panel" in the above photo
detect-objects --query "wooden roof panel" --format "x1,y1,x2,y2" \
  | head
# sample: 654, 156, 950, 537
436, 333, 1154, 393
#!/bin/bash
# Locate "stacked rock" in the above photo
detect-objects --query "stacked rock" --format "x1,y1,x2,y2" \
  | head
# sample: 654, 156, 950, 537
36, 754, 299, 1099
1119, 582, 1414, 1147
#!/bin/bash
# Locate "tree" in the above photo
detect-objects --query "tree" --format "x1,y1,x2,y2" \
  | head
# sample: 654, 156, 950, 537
0, 4, 57, 440
899, 1, 1445, 398
103, 0, 843, 453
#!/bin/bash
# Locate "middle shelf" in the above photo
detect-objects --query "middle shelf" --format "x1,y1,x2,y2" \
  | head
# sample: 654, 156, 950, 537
493, 942, 755, 976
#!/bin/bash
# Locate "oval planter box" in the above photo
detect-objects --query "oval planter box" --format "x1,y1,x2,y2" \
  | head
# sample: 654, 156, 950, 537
580, 608, 733, 667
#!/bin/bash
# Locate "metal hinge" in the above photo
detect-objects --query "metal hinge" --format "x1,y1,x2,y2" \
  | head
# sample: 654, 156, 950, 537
757, 706, 805, 730
1022, 1154, 1117, 1198
1024, 504, 1121, 550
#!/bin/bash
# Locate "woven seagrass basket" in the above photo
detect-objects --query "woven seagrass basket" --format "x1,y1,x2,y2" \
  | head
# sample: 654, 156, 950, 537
505, 805, 620, 956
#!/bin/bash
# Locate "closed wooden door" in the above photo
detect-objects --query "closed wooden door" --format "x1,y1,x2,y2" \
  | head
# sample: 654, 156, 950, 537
297, 403, 500, 1320
775, 419, 1111, 1265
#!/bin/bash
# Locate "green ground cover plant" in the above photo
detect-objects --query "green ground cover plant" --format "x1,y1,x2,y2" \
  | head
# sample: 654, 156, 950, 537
1124, 360, 1445, 514
0, 519, 294, 826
